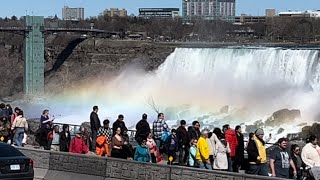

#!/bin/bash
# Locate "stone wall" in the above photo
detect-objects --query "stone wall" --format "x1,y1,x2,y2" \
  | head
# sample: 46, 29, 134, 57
18, 147, 284, 180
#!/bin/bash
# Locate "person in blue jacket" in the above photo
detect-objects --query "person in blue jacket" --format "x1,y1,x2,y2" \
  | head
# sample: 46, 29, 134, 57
134, 140, 151, 162
166, 129, 179, 165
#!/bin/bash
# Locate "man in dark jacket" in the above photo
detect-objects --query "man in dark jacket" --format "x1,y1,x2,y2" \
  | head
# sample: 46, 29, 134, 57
246, 128, 268, 176
234, 125, 244, 172
177, 120, 188, 165
90, 106, 101, 151
188, 121, 200, 142
112, 114, 127, 136
135, 113, 150, 144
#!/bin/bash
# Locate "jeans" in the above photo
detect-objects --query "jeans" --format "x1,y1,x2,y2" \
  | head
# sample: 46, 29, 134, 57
14, 128, 24, 147
178, 147, 189, 165
246, 163, 269, 176
155, 139, 161, 153
199, 161, 210, 169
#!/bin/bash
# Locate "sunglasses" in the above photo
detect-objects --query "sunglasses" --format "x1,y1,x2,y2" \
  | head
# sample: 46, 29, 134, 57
295, 149, 300, 152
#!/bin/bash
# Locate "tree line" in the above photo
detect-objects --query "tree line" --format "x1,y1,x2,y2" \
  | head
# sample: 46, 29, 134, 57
1, 14, 320, 43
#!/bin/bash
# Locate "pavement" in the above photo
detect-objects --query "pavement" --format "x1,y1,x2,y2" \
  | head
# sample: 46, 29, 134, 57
33, 168, 47, 180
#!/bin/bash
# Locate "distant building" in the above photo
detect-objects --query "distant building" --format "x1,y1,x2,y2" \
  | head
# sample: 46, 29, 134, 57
62, 6, 84, 21
103, 8, 127, 17
278, 10, 320, 18
139, 8, 179, 19
182, 0, 235, 21
265, 9, 276, 17
234, 15, 266, 25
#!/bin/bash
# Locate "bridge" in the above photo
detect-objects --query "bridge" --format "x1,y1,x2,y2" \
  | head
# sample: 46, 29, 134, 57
0, 16, 108, 96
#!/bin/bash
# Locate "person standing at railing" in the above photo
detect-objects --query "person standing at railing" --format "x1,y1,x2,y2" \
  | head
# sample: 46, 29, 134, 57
301, 135, 320, 168
246, 128, 268, 176
223, 124, 238, 172
270, 138, 297, 178
152, 113, 169, 163
59, 124, 71, 152
11, 110, 28, 147
196, 129, 211, 169
97, 119, 112, 156
40, 110, 55, 129
135, 113, 150, 144
112, 114, 127, 136
90, 106, 101, 152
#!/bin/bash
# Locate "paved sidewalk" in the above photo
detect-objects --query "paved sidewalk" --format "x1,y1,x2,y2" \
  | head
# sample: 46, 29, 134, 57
33, 168, 47, 180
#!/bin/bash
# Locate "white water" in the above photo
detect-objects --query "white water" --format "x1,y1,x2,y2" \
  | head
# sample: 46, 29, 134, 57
18, 47, 320, 139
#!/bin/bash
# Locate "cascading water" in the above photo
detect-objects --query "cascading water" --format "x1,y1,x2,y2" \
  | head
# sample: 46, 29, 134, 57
18, 47, 320, 140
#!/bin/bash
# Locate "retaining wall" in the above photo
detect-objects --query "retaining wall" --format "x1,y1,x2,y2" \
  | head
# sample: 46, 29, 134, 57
18, 147, 284, 180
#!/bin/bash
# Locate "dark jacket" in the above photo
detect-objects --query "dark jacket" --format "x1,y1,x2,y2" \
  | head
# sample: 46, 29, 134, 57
135, 119, 150, 143
90, 112, 101, 132
177, 126, 188, 147
0, 109, 9, 119
59, 130, 71, 152
290, 153, 304, 178
235, 132, 245, 163
247, 136, 265, 163
166, 134, 179, 153
0, 119, 10, 137
112, 120, 127, 136
188, 126, 200, 142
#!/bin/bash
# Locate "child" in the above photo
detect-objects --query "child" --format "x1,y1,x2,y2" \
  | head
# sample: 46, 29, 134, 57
50, 125, 60, 151
146, 133, 157, 163
188, 138, 199, 167
69, 129, 89, 154
134, 140, 151, 162
166, 129, 179, 165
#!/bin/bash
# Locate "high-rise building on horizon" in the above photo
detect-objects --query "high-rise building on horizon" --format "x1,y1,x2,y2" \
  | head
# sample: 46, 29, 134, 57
139, 8, 179, 19
103, 8, 128, 17
62, 6, 84, 21
182, 0, 235, 22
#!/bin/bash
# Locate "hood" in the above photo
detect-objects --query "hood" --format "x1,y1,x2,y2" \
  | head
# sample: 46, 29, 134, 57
226, 129, 236, 135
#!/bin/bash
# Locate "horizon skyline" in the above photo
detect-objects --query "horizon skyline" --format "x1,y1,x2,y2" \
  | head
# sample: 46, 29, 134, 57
0, 0, 319, 18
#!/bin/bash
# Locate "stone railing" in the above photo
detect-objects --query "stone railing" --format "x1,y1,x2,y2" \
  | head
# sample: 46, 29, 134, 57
18, 147, 285, 180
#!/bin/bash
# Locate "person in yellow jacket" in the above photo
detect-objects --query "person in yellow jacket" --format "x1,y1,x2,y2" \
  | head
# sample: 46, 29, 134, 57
196, 129, 211, 169
246, 128, 268, 176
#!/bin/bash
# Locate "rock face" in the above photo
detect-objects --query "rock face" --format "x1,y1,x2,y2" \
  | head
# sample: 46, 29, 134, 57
299, 123, 320, 140
0, 36, 174, 97
219, 105, 229, 114
265, 109, 301, 127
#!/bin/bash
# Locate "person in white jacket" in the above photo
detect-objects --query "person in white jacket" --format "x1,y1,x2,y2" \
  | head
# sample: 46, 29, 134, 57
301, 135, 320, 168
212, 128, 230, 171
207, 131, 219, 169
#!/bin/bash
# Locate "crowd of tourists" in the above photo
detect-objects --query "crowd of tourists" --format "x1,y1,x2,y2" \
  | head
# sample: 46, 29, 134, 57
1, 105, 320, 179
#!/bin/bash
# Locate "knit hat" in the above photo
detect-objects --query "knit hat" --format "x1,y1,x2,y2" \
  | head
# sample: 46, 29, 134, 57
255, 128, 264, 136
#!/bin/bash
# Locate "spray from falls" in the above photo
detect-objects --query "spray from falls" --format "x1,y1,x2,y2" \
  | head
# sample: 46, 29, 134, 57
19, 47, 320, 137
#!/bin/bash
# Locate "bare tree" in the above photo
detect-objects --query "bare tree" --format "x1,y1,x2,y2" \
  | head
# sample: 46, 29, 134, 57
145, 96, 160, 114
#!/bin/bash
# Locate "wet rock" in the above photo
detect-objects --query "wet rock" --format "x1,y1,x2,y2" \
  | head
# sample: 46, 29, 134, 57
219, 105, 229, 114
287, 133, 301, 141
80, 121, 91, 134
245, 120, 265, 133
277, 128, 284, 134
299, 123, 320, 141
297, 123, 308, 127
265, 109, 301, 127
26, 118, 40, 134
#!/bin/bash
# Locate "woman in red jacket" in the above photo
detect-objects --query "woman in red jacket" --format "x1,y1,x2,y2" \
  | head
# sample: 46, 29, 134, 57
223, 124, 238, 172
69, 129, 89, 154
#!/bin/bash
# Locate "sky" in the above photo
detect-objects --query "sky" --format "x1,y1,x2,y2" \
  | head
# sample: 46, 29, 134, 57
1, 0, 320, 18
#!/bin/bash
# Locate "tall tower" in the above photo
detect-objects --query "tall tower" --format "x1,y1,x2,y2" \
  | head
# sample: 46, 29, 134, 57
24, 16, 45, 95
